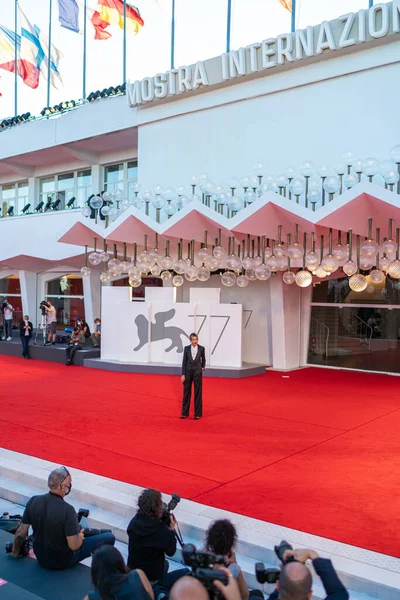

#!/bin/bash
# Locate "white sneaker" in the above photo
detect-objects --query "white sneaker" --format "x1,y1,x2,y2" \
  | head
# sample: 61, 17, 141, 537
6, 337, 12, 341
1, 337, 5, 341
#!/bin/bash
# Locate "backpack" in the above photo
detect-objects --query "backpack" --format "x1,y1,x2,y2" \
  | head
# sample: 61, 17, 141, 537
0, 514, 23, 534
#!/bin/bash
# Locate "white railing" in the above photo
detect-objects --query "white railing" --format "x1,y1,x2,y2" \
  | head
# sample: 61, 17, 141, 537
353, 314, 373, 348
311, 317, 329, 357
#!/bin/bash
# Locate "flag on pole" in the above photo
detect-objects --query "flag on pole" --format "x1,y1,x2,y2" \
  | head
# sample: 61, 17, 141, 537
95, 0, 144, 35
0, 24, 39, 88
19, 7, 63, 90
57, 0, 80, 32
279, 0, 292, 11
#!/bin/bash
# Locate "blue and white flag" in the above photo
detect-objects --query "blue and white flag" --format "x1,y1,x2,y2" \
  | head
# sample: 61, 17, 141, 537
57, 0, 80, 32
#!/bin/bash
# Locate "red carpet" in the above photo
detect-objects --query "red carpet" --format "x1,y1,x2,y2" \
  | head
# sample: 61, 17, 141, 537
1, 355, 399, 557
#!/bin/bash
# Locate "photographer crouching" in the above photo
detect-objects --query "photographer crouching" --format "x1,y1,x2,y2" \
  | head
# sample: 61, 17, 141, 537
258, 541, 349, 600
127, 488, 189, 599
12, 466, 115, 570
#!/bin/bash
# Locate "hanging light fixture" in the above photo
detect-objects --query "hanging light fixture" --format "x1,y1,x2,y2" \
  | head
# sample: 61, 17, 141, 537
255, 236, 271, 280
387, 228, 400, 279
129, 244, 142, 283
288, 224, 304, 260
321, 229, 339, 275
349, 236, 368, 292
295, 233, 313, 287
173, 239, 187, 274
213, 229, 226, 261
225, 237, 242, 270
185, 240, 199, 281
383, 218, 397, 255
283, 234, 295, 284
305, 232, 319, 271
81, 245, 91, 277
361, 218, 379, 257
88, 237, 102, 266
332, 231, 347, 262
369, 228, 385, 284
314, 235, 327, 278
108, 244, 121, 275
99, 240, 110, 263
343, 230, 357, 276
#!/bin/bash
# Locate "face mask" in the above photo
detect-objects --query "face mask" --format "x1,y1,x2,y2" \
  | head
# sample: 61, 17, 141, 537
63, 483, 72, 496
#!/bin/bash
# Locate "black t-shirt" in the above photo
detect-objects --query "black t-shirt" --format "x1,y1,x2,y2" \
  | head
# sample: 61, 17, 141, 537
88, 570, 152, 600
22, 492, 80, 570
127, 512, 176, 581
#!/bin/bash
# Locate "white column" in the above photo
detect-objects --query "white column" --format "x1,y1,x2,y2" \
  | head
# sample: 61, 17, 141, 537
91, 165, 103, 196
19, 271, 37, 327
269, 276, 311, 370
27, 177, 38, 210
82, 270, 101, 331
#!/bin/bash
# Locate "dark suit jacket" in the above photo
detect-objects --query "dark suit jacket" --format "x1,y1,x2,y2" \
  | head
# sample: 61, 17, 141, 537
19, 321, 33, 339
182, 344, 206, 376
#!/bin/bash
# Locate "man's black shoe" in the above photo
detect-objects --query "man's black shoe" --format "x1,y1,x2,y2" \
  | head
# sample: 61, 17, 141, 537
180, 416, 187, 419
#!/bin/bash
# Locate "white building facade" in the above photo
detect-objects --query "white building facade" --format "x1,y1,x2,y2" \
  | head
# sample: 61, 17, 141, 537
1, 2, 400, 373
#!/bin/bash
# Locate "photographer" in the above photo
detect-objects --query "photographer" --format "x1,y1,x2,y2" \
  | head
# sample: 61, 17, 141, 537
13, 466, 115, 570
84, 546, 154, 600
272, 547, 348, 600
1, 300, 14, 341
65, 327, 85, 365
76, 317, 91, 339
127, 488, 189, 597
43, 300, 57, 345
170, 568, 242, 600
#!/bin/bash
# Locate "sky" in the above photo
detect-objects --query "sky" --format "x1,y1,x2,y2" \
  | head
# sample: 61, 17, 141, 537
0, 0, 371, 120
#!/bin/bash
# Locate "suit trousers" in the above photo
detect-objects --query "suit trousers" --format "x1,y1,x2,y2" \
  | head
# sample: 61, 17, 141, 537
182, 368, 203, 417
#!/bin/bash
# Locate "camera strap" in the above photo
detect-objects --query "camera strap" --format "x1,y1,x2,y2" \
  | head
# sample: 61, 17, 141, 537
174, 521, 184, 548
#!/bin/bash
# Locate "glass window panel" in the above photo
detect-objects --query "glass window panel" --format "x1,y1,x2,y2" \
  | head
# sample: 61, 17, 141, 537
58, 173, 74, 192
112, 276, 162, 298
40, 177, 56, 194
46, 274, 84, 297
312, 276, 400, 305
231, 0, 291, 50
18, 182, 28, 197
0, 275, 21, 295
297, 0, 369, 29
78, 170, 92, 186
174, 0, 227, 67
105, 164, 124, 184
127, 161, 138, 181
308, 305, 400, 373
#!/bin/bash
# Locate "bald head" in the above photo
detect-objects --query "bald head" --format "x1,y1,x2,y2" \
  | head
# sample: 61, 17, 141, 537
170, 577, 208, 600
279, 562, 312, 600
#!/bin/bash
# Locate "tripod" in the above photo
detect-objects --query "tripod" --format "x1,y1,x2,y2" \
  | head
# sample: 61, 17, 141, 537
33, 314, 48, 346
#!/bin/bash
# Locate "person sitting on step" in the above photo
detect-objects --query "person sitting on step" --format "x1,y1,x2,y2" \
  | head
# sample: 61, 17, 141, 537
65, 327, 85, 365
91, 317, 101, 348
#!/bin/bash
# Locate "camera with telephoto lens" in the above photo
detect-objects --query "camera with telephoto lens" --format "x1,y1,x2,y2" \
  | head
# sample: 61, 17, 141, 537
39, 300, 50, 316
5, 536, 32, 557
76, 508, 112, 538
161, 492, 181, 525
182, 543, 228, 599
0, 298, 7, 312
255, 540, 296, 585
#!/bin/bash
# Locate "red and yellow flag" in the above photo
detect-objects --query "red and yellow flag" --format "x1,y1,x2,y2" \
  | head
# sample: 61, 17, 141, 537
279, 0, 292, 11
95, 0, 144, 35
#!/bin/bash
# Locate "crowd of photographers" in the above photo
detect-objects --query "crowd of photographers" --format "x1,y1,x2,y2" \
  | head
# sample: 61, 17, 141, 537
7, 466, 349, 600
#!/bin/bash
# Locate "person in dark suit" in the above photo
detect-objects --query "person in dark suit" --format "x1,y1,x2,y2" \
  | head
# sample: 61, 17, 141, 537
19, 315, 33, 359
181, 333, 206, 420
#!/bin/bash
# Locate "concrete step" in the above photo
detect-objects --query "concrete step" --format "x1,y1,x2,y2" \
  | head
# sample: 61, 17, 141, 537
0, 448, 399, 600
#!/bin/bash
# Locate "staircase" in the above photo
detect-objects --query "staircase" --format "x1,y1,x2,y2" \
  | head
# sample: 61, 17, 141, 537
1, 448, 400, 600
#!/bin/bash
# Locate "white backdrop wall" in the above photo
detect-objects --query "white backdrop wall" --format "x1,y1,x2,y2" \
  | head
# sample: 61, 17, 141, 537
138, 43, 400, 188
177, 275, 272, 366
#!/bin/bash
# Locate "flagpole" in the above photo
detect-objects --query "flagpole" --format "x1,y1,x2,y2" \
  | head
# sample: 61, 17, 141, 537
226, 0, 232, 53
47, 0, 52, 108
83, 0, 87, 98
14, 0, 18, 117
291, 0, 296, 32
123, 0, 127, 83
170, 0, 175, 69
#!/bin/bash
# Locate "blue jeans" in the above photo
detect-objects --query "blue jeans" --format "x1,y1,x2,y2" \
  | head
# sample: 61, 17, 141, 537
152, 563, 190, 599
68, 531, 115, 567
21, 336, 30, 357
4, 319, 12, 338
